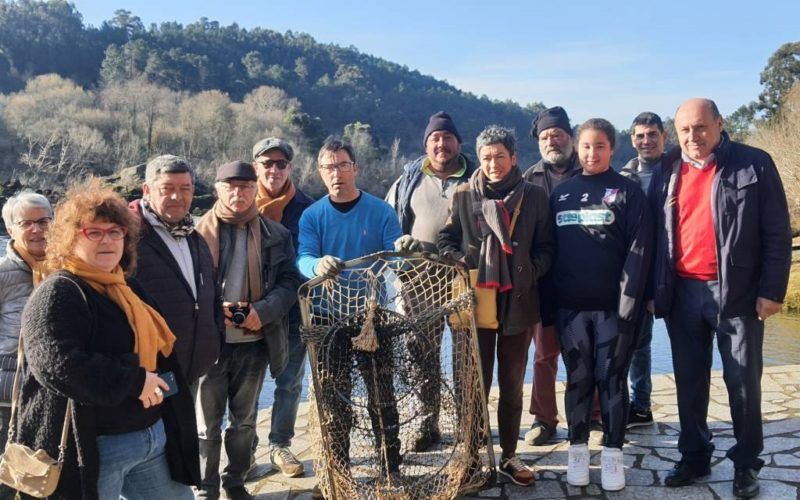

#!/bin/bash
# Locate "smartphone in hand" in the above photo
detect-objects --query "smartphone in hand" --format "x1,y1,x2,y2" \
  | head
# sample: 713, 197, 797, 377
160, 371, 178, 398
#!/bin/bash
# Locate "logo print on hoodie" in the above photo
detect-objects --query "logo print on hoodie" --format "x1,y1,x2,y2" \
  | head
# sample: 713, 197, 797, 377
602, 188, 620, 205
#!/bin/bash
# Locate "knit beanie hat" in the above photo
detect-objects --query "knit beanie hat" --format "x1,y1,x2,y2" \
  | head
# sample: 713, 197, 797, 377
531, 106, 572, 138
423, 111, 462, 148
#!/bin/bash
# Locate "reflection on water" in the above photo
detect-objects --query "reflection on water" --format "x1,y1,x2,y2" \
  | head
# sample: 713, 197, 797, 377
2, 237, 797, 409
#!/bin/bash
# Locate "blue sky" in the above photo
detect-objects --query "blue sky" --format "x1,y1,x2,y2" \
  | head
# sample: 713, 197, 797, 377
71, 0, 799, 129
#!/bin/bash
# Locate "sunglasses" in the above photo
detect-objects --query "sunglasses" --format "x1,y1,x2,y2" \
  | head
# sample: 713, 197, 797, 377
80, 226, 128, 241
255, 159, 290, 170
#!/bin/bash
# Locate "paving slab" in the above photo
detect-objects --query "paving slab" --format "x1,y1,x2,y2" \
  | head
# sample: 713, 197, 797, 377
245, 364, 800, 499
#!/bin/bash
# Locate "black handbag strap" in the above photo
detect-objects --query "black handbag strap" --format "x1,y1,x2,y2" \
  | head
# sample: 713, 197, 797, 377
6, 276, 83, 464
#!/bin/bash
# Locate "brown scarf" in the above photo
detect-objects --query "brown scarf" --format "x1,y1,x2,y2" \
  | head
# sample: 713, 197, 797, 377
62, 258, 176, 371
195, 200, 263, 301
11, 240, 46, 286
256, 179, 296, 222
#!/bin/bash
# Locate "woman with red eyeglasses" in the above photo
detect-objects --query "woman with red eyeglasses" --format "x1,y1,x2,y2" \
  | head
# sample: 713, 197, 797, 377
11, 179, 199, 499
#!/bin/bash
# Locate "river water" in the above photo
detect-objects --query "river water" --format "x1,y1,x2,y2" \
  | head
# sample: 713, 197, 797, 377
2, 236, 798, 409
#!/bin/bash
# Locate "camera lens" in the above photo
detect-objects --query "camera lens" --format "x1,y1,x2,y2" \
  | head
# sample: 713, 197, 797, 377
231, 310, 246, 325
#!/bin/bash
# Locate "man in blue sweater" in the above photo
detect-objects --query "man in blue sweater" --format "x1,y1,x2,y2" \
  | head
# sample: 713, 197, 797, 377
297, 138, 413, 491
297, 139, 404, 278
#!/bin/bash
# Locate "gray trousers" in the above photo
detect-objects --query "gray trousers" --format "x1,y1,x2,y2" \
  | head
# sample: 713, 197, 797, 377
196, 342, 268, 493
665, 278, 764, 471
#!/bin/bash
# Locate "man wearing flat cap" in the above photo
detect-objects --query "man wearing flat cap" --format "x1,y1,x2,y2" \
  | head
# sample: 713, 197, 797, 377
522, 106, 587, 447
385, 110, 476, 451
195, 161, 303, 500
244, 137, 315, 479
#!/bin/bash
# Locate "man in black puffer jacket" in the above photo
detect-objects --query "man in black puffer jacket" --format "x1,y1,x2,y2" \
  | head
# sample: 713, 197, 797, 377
131, 155, 224, 386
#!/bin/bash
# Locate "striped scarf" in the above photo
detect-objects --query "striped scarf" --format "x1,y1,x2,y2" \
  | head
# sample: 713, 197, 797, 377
469, 167, 524, 292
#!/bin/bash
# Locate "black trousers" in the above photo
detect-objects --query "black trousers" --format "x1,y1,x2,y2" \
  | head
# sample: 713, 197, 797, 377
476, 328, 532, 458
556, 309, 635, 449
665, 278, 764, 471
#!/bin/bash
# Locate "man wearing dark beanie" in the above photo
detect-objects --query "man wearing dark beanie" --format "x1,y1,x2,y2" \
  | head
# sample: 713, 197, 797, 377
522, 106, 602, 447
422, 111, 462, 148
385, 111, 475, 451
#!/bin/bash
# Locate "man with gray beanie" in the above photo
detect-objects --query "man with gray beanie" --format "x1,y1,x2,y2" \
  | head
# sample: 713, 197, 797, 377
131, 154, 224, 385
385, 111, 476, 451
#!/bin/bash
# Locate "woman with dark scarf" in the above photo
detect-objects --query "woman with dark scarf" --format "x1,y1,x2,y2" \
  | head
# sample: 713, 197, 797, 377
438, 125, 553, 486
13, 180, 199, 499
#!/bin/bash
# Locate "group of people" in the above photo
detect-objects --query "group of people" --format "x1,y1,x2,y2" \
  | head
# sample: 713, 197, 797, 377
0, 95, 791, 500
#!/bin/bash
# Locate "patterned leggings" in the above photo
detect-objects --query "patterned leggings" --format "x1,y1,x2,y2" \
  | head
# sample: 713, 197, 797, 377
556, 309, 636, 448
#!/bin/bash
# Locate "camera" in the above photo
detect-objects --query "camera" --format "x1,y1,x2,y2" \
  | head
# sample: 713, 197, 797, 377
228, 305, 250, 327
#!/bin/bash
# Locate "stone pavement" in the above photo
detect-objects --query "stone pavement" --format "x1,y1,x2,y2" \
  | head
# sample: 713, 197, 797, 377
246, 365, 800, 499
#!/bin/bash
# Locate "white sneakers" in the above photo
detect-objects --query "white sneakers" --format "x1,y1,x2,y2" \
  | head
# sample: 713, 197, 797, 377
601, 446, 625, 491
567, 444, 626, 491
567, 444, 590, 486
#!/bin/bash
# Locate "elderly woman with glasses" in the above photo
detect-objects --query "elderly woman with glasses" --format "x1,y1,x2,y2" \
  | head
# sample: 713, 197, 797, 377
0, 191, 52, 462
12, 180, 199, 500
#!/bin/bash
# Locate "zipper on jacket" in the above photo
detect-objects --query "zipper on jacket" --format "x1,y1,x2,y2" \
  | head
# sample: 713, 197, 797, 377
711, 166, 723, 324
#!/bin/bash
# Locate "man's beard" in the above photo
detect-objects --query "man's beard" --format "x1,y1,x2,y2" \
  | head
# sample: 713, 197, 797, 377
539, 142, 574, 165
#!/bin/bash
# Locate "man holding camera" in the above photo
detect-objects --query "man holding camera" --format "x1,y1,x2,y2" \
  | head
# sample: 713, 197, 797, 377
195, 161, 302, 500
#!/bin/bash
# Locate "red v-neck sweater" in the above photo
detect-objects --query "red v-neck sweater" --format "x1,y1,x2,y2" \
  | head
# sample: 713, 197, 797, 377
675, 161, 718, 281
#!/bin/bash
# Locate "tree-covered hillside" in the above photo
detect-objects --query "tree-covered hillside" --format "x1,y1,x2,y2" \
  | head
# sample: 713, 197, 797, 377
0, 0, 542, 167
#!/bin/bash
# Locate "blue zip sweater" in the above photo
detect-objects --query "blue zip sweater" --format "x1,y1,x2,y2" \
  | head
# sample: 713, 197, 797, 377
297, 192, 402, 279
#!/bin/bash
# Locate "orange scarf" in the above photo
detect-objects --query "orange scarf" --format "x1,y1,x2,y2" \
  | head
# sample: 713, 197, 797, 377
256, 179, 296, 222
11, 240, 46, 286
63, 258, 176, 371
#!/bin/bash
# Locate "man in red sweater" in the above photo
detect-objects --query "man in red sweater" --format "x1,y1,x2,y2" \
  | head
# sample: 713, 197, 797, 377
650, 98, 792, 499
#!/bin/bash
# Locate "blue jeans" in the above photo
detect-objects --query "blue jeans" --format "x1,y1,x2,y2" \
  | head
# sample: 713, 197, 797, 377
628, 312, 654, 411
96, 419, 194, 500
268, 320, 307, 447
197, 342, 268, 493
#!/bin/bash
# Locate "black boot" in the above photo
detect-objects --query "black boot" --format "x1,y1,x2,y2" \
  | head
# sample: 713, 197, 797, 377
733, 468, 760, 498
664, 461, 711, 487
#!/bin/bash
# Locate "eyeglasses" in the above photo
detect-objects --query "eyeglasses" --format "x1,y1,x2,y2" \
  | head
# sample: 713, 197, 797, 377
15, 217, 51, 230
222, 182, 256, 192
80, 226, 128, 241
318, 161, 355, 173
255, 159, 290, 170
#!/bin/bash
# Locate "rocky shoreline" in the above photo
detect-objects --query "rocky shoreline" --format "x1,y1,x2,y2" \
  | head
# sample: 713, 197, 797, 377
0, 164, 216, 233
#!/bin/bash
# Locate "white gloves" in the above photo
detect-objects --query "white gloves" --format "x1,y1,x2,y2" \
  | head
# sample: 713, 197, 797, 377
315, 255, 344, 278
394, 235, 422, 253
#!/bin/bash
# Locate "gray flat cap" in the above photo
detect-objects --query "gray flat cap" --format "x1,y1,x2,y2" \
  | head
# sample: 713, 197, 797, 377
252, 137, 294, 161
